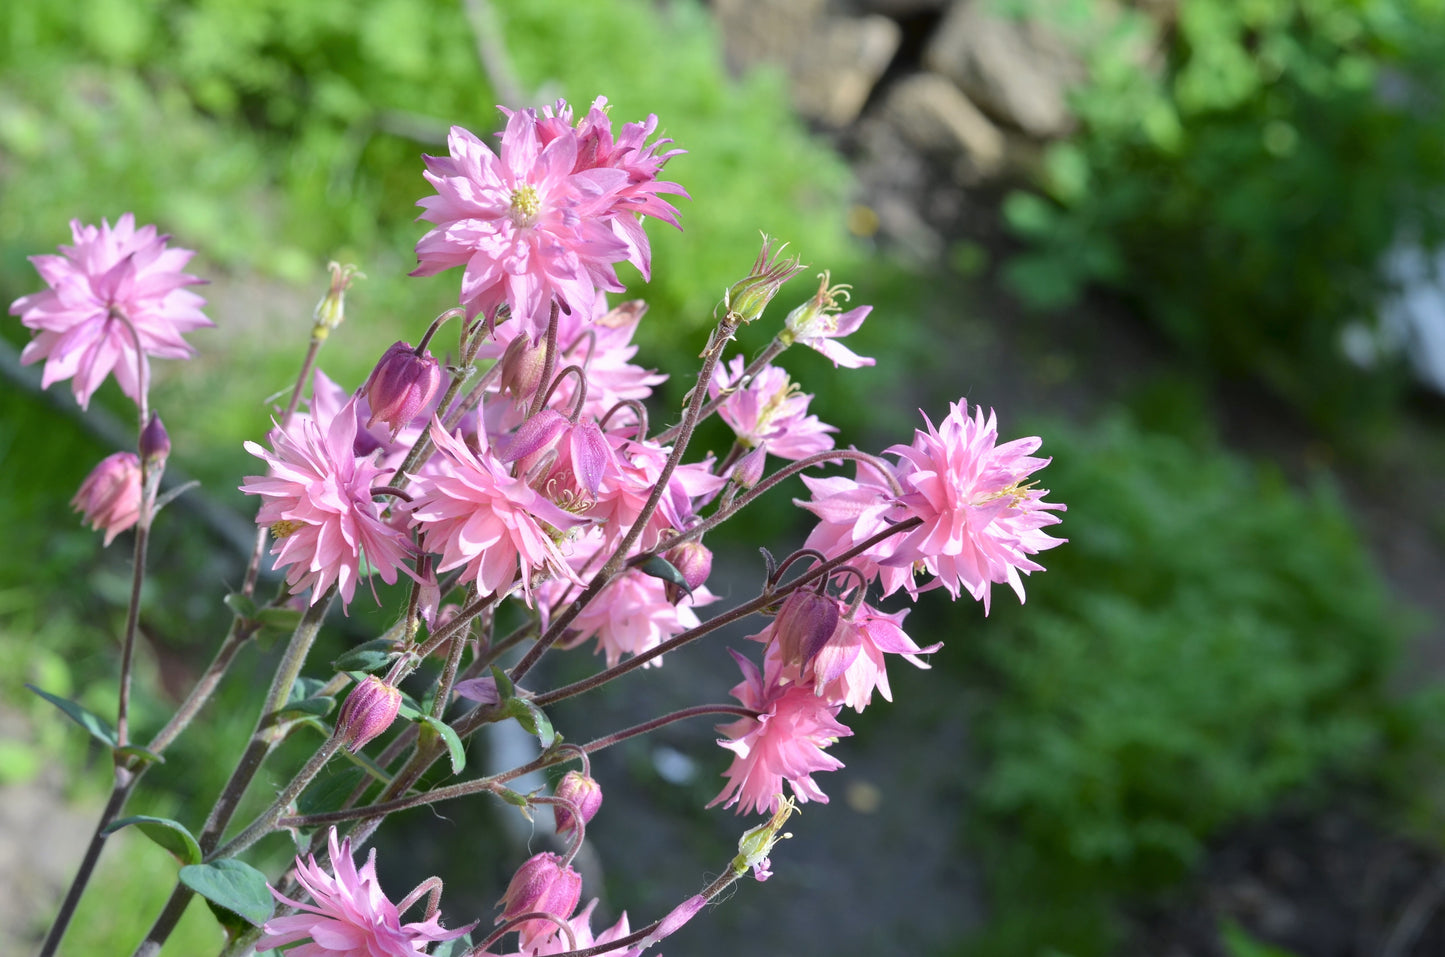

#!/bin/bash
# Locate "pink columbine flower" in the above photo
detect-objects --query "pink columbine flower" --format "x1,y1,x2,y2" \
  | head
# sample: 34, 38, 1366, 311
795, 460, 914, 597
781, 273, 874, 369
9, 214, 211, 409
709, 356, 836, 461
72, 451, 142, 546
556, 567, 715, 668
257, 827, 471, 957
708, 650, 853, 815
811, 605, 943, 713
887, 402, 1065, 611
414, 99, 681, 341
240, 398, 415, 609
527, 898, 635, 957
407, 419, 583, 604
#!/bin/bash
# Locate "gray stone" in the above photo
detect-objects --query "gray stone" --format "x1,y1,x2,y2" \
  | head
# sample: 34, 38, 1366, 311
924, 0, 1087, 138
882, 71, 1006, 177
714, 0, 902, 127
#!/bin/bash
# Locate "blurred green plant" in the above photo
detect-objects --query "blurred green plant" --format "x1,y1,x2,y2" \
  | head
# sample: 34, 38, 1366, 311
953, 413, 1414, 954
1000, 0, 1445, 430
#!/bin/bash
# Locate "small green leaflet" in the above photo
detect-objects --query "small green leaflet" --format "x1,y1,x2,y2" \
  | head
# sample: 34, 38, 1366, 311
103, 815, 201, 865
501, 697, 555, 748
419, 716, 466, 774
26, 684, 116, 747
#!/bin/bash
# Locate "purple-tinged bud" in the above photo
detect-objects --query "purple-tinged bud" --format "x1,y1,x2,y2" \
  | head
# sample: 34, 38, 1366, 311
719, 236, 805, 324
72, 452, 142, 547
553, 771, 603, 838
773, 589, 840, 671
498, 333, 549, 401
336, 675, 403, 752
453, 676, 500, 706
500, 410, 568, 465
496, 852, 582, 947
360, 341, 442, 436
663, 541, 712, 604
731, 444, 767, 490
139, 413, 170, 467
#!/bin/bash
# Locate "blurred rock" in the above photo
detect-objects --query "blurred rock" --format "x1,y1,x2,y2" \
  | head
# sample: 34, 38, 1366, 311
924, 0, 1085, 138
881, 71, 1005, 179
714, 0, 901, 127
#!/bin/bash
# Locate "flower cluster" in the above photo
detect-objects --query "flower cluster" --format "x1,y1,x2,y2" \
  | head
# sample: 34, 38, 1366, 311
12, 94, 1064, 957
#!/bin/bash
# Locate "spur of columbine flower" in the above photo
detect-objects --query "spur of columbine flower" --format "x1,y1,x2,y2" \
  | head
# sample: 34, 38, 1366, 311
257, 827, 471, 956
9, 213, 211, 409
240, 396, 416, 609
708, 650, 852, 815
886, 401, 1065, 611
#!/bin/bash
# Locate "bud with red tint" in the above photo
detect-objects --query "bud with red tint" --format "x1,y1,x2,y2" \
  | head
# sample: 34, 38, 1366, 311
360, 341, 442, 436
663, 540, 712, 603
553, 771, 603, 838
496, 851, 582, 947
335, 675, 403, 752
773, 589, 840, 671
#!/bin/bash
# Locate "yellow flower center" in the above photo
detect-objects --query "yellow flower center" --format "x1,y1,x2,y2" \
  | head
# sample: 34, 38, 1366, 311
270, 519, 302, 539
510, 184, 541, 224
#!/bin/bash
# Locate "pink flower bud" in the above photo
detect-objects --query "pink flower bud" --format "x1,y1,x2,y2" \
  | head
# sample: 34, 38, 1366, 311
731, 444, 767, 490
773, 589, 840, 671
139, 413, 170, 467
72, 452, 142, 546
553, 771, 603, 838
336, 676, 403, 752
663, 541, 712, 603
360, 341, 442, 436
498, 332, 549, 401
496, 852, 582, 947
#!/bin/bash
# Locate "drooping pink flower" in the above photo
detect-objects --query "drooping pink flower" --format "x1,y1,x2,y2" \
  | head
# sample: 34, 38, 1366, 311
557, 568, 716, 668
709, 356, 836, 461
708, 651, 853, 815
9, 214, 211, 408
72, 451, 142, 546
407, 419, 583, 604
781, 273, 874, 369
257, 827, 471, 957
887, 402, 1065, 610
240, 398, 415, 609
811, 605, 943, 713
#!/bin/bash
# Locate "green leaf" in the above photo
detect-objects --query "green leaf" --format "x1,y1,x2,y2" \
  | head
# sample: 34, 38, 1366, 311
275, 696, 335, 720
223, 592, 260, 619
501, 698, 555, 748
297, 767, 366, 817
431, 934, 475, 957
495, 787, 530, 807
26, 684, 117, 747
179, 859, 274, 928
636, 554, 689, 594
115, 744, 165, 767
489, 664, 515, 700
421, 716, 466, 774
288, 677, 331, 703
333, 637, 399, 673
103, 815, 201, 865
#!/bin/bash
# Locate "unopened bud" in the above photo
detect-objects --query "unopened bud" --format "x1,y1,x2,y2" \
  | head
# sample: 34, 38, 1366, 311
312, 262, 363, 339
773, 589, 840, 671
663, 541, 712, 603
496, 852, 582, 946
498, 333, 549, 401
730, 444, 767, 490
336, 675, 402, 752
553, 771, 603, 838
139, 413, 170, 467
719, 236, 805, 324
360, 341, 442, 435
72, 452, 142, 547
